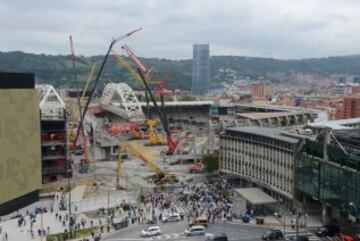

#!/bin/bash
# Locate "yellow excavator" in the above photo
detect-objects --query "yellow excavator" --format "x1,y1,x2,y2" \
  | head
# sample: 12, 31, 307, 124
116, 141, 177, 188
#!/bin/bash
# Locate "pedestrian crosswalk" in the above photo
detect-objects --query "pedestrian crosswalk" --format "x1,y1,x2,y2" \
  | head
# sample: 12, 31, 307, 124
107, 233, 182, 241
107, 233, 261, 241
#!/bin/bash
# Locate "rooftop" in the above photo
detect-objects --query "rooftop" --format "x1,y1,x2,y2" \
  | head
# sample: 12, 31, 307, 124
139, 100, 213, 107
235, 187, 278, 205
227, 126, 299, 144
236, 111, 302, 120
307, 117, 360, 130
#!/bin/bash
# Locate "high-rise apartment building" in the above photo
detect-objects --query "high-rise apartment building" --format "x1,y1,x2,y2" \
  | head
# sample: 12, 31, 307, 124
192, 44, 210, 95
250, 83, 273, 99
336, 96, 360, 119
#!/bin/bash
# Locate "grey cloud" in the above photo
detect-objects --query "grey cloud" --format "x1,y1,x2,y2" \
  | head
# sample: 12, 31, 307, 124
1, 0, 360, 59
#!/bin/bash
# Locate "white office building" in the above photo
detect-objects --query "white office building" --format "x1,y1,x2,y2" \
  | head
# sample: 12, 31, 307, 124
219, 127, 299, 208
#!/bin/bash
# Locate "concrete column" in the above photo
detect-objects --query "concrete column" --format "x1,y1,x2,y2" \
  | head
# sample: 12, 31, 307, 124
322, 204, 333, 225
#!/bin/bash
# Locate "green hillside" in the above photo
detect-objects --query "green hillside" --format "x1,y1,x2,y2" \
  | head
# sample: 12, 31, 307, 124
1, 51, 360, 90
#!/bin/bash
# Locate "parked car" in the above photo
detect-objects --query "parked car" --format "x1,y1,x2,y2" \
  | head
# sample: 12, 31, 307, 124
184, 225, 206, 236
315, 225, 339, 237
315, 227, 330, 237
286, 235, 309, 241
141, 226, 161, 237
241, 213, 251, 223
162, 213, 181, 223
262, 229, 283, 240
205, 233, 229, 241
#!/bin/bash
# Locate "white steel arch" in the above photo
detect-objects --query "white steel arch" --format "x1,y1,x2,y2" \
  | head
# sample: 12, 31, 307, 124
100, 83, 144, 122
36, 84, 66, 118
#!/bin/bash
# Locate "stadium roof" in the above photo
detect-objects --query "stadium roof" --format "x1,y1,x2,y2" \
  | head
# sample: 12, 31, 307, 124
227, 126, 299, 144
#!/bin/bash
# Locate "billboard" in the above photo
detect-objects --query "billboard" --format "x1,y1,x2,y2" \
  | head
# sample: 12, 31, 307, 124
0, 89, 41, 205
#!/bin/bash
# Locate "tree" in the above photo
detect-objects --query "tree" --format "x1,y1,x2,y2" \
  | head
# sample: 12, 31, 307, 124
202, 153, 219, 173
181, 95, 196, 101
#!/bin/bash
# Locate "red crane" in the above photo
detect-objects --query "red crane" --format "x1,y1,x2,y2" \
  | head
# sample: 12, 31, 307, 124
121, 44, 179, 154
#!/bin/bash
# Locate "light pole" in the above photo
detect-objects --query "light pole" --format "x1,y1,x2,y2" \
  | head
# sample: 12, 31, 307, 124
283, 200, 286, 239
67, 156, 73, 239
107, 190, 110, 215
279, 198, 286, 239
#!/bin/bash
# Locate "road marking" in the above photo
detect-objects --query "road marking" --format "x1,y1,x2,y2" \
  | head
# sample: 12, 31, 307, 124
106, 238, 153, 241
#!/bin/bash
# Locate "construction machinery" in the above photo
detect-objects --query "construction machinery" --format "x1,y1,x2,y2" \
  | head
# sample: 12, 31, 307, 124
189, 162, 204, 173
72, 28, 142, 150
68, 35, 93, 173
137, 69, 179, 155
146, 119, 163, 145
120, 44, 180, 154
112, 48, 164, 146
118, 141, 178, 185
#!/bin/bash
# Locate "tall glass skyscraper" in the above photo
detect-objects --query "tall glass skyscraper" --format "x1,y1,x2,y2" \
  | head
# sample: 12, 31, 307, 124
192, 44, 210, 95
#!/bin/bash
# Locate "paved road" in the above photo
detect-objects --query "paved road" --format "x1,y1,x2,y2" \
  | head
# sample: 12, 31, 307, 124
104, 220, 269, 241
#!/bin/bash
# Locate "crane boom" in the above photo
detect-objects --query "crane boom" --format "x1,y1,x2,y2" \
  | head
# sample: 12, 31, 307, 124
137, 69, 178, 154
122, 44, 151, 77
72, 28, 142, 147
112, 49, 144, 87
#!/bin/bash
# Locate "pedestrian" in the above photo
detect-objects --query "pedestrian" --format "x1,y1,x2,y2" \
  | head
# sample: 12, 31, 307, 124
4, 232, 7, 241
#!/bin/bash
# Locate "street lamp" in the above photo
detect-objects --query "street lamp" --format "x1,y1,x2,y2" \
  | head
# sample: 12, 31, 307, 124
279, 198, 286, 239
349, 202, 358, 216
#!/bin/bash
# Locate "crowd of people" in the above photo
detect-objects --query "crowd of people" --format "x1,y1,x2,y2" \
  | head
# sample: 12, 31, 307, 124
0, 225, 8, 241
0, 180, 236, 241
179, 180, 234, 223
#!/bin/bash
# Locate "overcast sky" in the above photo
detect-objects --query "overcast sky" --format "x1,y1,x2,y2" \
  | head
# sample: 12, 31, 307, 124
1, 0, 360, 59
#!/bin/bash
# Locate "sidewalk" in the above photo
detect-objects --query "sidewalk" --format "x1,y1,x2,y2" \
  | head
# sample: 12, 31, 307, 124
225, 214, 323, 231
0, 191, 170, 241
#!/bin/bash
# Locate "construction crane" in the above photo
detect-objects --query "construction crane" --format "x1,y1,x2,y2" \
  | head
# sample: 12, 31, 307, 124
121, 45, 180, 154
122, 44, 153, 79
137, 69, 179, 155
122, 141, 178, 184
112, 48, 162, 144
68, 62, 99, 144
68, 35, 93, 173
72, 28, 142, 149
